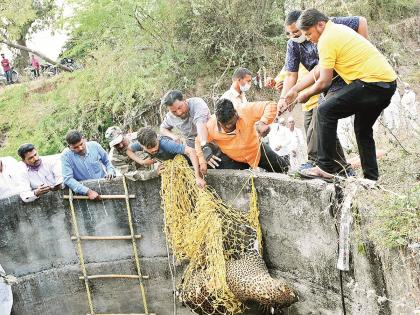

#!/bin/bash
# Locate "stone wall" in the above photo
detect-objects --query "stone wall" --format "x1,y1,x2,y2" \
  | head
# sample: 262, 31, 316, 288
0, 170, 409, 314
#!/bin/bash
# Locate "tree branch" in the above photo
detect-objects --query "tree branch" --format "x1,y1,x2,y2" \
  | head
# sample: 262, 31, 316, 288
0, 38, 73, 72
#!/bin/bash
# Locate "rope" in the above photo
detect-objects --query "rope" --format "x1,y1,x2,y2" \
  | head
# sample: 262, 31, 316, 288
163, 157, 178, 315
231, 135, 273, 205
160, 155, 262, 314
122, 176, 149, 314
260, 137, 276, 173
231, 136, 263, 205
231, 175, 252, 205
248, 176, 263, 254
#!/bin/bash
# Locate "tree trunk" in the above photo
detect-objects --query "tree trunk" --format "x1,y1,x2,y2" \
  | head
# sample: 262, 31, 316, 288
0, 38, 73, 72
16, 37, 30, 68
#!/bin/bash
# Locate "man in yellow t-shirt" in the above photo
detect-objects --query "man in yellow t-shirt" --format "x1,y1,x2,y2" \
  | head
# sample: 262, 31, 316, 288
285, 9, 396, 181
271, 10, 367, 173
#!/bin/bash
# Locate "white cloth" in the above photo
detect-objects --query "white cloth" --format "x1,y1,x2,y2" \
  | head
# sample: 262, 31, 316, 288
221, 85, 247, 107
383, 90, 401, 130
0, 264, 13, 315
401, 87, 418, 130
337, 116, 355, 151
289, 127, 306, 171
267, 123, 292, 157
0, 157, 28, 200
18, 154, 63, 203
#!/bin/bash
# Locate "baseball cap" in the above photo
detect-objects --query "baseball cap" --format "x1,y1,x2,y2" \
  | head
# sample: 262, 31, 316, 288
105, 126, 124, 147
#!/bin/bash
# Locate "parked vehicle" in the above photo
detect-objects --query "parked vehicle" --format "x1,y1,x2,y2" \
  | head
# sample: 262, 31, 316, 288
0, 68, 19, 85
60, 57, 82, 71
11, 68, 19, 83
24, 66, 37, 80
40, 63, 60, 77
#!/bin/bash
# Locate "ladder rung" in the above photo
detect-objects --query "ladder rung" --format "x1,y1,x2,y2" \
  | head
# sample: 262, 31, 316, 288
71, 235, 142, 241
64, 194, 136, 200
79, 274, 149, 280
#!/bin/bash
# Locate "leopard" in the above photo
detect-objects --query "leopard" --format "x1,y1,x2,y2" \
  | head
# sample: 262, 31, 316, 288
179, 252, 298, 314
179, 268, 227, 315
226, 251, 298, 312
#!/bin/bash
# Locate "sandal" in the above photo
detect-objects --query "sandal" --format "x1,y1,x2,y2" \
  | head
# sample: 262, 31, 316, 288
298, 167, 334, 183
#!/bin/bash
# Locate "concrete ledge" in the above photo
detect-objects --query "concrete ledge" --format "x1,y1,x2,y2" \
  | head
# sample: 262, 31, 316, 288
0, 170, 396, 314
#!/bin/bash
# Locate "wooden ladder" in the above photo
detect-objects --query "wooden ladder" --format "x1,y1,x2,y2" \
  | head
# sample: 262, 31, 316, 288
64, 176, 155, 315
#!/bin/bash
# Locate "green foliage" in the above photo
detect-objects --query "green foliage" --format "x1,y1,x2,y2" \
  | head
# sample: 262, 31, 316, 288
0, 0, 57, 40
368, 185, 420, 249
0, 0, 284, 155
0, 0, 37, 40
173, 1, 285, 65
0, 0, 418, 157
0, 0, 58, 67
363, 0, 418, 21
308, 0, 418, 22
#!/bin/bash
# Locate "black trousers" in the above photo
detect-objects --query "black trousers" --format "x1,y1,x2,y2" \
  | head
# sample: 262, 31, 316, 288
259, 142, 289, 173
217, 143, 289, 173
304, 106, 351, 172
217, 152, 249, 170
317, 80, 396, 180
303, 108, 318, 162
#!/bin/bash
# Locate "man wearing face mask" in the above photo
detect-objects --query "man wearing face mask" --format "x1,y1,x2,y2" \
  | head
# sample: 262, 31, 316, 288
221, 67, 252, 107
277, 10, 367, 174
17, 143, 63, 202
285, 9, 396, 181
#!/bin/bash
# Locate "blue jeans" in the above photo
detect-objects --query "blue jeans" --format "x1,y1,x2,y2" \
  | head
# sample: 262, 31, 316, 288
4, 70, 12, 83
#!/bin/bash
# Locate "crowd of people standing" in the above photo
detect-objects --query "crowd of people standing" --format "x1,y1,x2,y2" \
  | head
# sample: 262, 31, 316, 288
0, 8, 398, 204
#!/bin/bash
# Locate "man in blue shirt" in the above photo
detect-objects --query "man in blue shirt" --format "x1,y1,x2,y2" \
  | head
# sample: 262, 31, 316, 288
277, 10, 367, 174
61, 130, 115, 200
130, 127, 206, 189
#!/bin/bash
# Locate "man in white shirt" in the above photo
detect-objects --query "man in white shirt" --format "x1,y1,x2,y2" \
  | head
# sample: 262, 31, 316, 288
0, 264, 13, 315
17, 143, 63, 202
287, 116, 306, 171
0, 156, 27, 199
221, 67, 252, 107
267, 117, 292, 168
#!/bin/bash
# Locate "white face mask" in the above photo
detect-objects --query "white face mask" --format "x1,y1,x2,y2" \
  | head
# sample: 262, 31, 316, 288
240, 83, 251, 92
290, 33, 306, 44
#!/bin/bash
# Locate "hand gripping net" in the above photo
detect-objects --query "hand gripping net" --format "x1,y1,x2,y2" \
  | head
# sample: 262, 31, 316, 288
161, 155, 296, 314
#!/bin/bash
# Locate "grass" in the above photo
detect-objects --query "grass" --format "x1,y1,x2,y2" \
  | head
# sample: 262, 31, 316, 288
0, 75, 78, 157
369, 186, 419, 248
353, 129, 420, 250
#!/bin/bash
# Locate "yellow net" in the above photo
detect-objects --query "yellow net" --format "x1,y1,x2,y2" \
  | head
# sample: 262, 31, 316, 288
160, 155, 262, 314
248, 176, 262, 255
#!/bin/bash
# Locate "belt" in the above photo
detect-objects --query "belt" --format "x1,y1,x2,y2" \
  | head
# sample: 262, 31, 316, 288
363, 80, 397, 89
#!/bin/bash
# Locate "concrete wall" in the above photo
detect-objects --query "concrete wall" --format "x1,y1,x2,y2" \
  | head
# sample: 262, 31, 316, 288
0, 170, 405, 314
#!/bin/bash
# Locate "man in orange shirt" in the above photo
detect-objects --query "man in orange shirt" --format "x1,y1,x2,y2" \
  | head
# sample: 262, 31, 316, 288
196, 98, 289, 173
